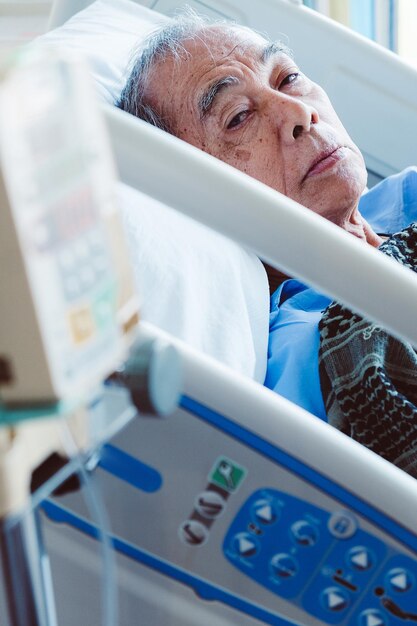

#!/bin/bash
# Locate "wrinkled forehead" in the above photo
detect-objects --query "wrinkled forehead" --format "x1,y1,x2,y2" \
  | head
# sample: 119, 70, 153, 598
145, 25, 271, 124
185, 24, 269, 59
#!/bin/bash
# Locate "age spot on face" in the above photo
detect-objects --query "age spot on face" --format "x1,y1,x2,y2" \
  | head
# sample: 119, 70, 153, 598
235, 149, 252, 162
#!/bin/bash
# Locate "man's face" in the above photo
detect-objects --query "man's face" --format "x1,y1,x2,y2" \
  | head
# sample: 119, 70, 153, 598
145, 26, 367, 223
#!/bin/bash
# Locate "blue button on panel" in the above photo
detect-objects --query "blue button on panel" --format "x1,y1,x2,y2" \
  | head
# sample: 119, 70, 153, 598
270, 553, 298, 579
232, 533, 260, 559
223, 488, 417, 625
385, 566, 414, 593
302, 529, 386, 623
357, 608, 387, 626
351, 553, 417, 626
224, 489, 331, 599
321, 586, 350, 613
252, 499, 279, 526
291, 520, 319, 546
347, 546, 374, 572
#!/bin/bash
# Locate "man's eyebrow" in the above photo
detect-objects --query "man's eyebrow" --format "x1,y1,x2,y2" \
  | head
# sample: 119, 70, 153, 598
199, 76, 240, 119
261, 41, 287, 64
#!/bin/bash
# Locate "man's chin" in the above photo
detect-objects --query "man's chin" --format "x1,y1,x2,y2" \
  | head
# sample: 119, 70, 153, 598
299, 165, 367, 222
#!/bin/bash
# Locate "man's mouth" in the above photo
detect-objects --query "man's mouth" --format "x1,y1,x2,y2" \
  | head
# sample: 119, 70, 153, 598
304, 146, 347, 180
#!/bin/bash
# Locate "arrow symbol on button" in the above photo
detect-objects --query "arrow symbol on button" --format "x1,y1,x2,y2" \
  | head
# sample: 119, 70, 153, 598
256, 505, 273, 522
351, 550, 369, 569
238, 537, 256, 556
366, 614, 384, 626
391, 572, 408, 590
328, 591, 346, 610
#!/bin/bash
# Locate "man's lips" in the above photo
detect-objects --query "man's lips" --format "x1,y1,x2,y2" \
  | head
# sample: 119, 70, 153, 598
304, 146, 347, 180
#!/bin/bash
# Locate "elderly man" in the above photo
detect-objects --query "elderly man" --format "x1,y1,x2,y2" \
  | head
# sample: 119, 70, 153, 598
118, 15, 381, 245
118, 14, 417, 476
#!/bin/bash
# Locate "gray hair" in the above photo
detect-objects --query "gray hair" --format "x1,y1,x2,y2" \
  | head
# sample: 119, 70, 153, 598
116, 10, 291, 135
116, 10, 210, 133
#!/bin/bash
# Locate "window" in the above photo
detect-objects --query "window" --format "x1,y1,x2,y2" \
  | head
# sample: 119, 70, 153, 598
303, 0, 410, 57
396, 0, 417, 67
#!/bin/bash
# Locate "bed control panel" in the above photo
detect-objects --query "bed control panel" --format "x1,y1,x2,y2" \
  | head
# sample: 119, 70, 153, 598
42, 400, 417, 626
223, 488, 417, 625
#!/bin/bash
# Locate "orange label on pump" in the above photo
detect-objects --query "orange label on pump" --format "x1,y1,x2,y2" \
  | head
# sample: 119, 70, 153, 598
69, 306, 95, 344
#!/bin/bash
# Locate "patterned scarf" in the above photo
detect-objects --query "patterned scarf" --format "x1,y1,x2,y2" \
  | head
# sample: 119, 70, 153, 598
319, 223, 417, 477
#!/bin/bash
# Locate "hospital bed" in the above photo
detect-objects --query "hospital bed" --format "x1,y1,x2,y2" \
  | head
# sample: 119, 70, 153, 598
2, 1, 417, 625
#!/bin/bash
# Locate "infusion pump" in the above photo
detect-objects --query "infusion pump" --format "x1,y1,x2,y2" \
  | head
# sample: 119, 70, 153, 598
0, 48, 139, 406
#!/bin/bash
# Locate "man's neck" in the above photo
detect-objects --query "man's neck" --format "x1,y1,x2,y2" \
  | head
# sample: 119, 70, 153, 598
341, 207, 383, 247
262, 263, 291, 295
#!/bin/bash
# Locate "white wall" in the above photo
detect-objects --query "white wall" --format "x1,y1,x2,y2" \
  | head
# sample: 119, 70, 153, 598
0, 1, 51, 48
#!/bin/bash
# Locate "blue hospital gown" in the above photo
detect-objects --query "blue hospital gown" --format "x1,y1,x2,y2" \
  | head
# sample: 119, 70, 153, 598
264, 167, 417, 421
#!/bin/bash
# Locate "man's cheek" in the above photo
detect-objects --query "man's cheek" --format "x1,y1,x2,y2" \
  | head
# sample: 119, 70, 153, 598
210, 143, 253, 173
233, 148, 252, 166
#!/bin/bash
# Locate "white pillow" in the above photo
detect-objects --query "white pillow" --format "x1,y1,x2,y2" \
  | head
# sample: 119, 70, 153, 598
32, 0, 270, 382
33, 0, 167, 103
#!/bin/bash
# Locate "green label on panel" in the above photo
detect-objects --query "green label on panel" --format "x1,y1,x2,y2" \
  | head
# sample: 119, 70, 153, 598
210, 457, 247, 493
93, 282, 116, 330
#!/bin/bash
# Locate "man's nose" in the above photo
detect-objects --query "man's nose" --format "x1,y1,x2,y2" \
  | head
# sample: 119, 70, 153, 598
271, 94, 319, 143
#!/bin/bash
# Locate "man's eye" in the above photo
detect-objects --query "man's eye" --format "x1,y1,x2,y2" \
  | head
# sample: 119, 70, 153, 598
227, 110, 249, 130
279, 72, 300, 88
